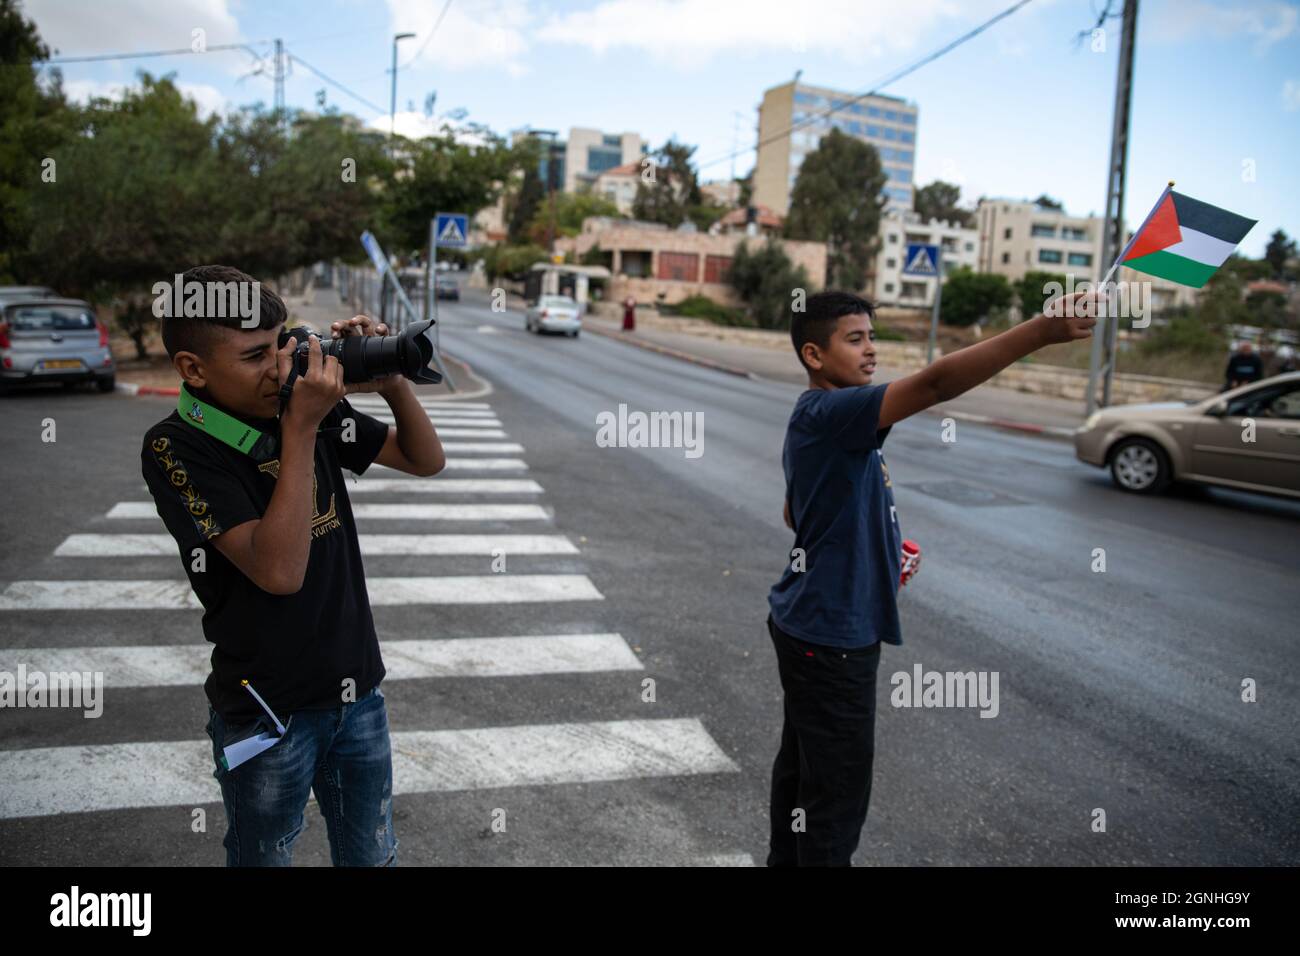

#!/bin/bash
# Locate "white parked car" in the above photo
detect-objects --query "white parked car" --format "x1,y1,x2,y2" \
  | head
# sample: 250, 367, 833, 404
525, 295, 581, 337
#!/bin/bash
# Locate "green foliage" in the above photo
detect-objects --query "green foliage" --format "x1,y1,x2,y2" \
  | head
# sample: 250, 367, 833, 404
729, 240, 809, 330
1264, 229, 1297, 280
668, 294, 749, 327
632, 139, 702, 228
481, 243, 547, 282
525, 191, 620, 245
913, 181, 971, 227
939, 267, 1013, 327
1033, 194, 1064, 210
784, 128, 884, 290
1136, 310, 1227, 357
1014, 270, 1069, 318
383, 126, 519, 252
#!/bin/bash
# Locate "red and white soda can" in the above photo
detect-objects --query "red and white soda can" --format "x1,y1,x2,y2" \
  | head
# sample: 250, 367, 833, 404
900, 539, 921, 586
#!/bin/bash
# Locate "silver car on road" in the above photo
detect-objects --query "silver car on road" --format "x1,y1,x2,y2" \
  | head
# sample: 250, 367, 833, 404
0, 298, 116, 393
525, 295, 581, 337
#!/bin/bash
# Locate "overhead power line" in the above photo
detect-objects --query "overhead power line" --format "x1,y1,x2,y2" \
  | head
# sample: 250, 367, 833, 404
288, 51, 386, 115
697, 0, 1036, 173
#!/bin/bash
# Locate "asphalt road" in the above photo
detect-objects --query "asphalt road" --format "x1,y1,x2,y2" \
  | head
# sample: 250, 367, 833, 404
1, 285, 1296, 866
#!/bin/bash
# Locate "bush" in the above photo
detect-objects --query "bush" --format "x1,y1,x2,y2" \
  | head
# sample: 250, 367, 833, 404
668, 294, 750, 326
729, 240, 810, 329
940, 267, 1013, 327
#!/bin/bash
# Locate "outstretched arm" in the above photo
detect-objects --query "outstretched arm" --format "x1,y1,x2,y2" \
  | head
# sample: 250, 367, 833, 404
878, 290, 1099, 430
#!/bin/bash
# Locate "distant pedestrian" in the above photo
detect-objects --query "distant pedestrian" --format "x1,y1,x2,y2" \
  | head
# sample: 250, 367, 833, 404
1224, 341, 1264, 391
1273, 344, 1296, 375
622, 296, 636, 332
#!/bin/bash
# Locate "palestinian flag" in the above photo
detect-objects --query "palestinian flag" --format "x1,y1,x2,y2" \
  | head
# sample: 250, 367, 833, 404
1121, 188, 1256, 288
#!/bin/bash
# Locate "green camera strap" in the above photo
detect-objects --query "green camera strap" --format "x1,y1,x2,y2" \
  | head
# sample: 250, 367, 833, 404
176, 384, 279, 460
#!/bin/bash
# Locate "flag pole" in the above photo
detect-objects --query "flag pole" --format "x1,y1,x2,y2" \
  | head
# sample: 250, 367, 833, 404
1097, 180, 1174, 290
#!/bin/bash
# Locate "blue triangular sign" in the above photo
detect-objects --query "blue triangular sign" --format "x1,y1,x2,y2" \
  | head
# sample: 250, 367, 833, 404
438, 218, 466, 245
905, 246, 937, 275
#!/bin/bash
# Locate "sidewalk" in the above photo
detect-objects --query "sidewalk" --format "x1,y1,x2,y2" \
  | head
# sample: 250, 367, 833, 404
582, 313, 1086, 437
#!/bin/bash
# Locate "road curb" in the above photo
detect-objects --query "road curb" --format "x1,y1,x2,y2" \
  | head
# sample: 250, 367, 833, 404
584, 323, 754, 379
931, 408, 1076, 441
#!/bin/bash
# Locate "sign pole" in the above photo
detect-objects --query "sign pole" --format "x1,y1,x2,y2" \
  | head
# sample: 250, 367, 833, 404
928, 254, 943, 365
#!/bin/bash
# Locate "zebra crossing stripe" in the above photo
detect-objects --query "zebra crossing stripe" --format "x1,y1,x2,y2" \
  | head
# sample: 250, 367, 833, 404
439, 443, 524, 454
106, 502, 547, 521
345, 478, 542, 493
422, 429, 507, 438
354, 407, 499, 418
0, 633, 639, 688
347, 400, 493, 411
0, 575, 603, 610
54, 533, 575, 557
0, 718, 738, 819
424, 459, 527, 471
371, 417, 504, 427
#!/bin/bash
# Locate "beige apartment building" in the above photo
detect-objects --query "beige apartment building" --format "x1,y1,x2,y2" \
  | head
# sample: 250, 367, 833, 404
872, 210, 980, 309
554, 217, 827, 308
563, 128, 645, 194
753, 80, 919, 217
976, 198, 1197, 310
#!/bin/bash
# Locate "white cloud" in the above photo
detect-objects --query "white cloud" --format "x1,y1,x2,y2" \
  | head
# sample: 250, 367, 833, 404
61, 77, 231, 118
386, 0, 533, 76
1284, 79, 1300, 110
384, 0, 1010, 73
366, 110, 497, 146
1145, 0, 1298, 51
534, 0, 979, 67
26, 0, 254, 77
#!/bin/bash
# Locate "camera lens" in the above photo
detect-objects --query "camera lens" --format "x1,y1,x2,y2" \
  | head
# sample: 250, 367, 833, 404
283, 321, 442, 385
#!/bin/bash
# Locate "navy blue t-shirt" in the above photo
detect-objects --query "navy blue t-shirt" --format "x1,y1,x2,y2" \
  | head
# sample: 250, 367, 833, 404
768, 383, 903, 649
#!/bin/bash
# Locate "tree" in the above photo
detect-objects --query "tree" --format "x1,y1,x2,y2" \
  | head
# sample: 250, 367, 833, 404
729, 240, 809, 330
524, 191, 620, 245
913, 180, 971, 227
1, 0, 76, 282
1033, 194, 1064, 210
1013, 270, 1068, 319
383, 126, 519, 252
632, 139, 702, 227
736, 170, 753, 208
1264, 229, 1297, 280
784, 128, 884, 290
939, 267, 1012, 327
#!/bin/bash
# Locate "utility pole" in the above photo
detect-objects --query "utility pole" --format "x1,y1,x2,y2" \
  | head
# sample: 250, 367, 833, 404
273, 38, 285, 128
389, 32, 415, 152
1086, 0, 1139, 416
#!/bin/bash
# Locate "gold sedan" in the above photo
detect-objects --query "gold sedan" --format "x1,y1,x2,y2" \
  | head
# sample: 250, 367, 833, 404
1074, 372, 1300, 498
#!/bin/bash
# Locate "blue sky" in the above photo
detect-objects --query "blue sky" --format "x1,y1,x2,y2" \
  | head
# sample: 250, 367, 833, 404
26, 0, 1300, 256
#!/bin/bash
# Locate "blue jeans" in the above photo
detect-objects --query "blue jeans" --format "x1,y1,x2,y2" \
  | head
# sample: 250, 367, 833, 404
204, 684, 398, 867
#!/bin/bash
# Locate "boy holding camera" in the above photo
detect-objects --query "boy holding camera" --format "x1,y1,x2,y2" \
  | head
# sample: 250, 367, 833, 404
142, 265, 444, 866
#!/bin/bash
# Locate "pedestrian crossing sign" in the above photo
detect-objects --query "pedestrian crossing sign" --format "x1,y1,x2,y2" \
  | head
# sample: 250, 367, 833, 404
903, 243, 939, 276
435, 213, 469, 249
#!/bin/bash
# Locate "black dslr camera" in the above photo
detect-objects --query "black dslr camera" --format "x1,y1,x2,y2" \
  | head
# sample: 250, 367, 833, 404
278, 319, 443, 386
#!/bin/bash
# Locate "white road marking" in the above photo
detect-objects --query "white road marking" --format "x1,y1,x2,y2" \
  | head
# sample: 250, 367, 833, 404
54, 533, 575, 557
0, 632, 638, 688
0, 719, 739, 819
0, 575, 603, 610
439, 442, 524, 453
106, 502, 546, 520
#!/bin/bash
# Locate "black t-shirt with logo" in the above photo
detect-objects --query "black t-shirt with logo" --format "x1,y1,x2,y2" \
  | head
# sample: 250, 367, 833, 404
141, 395, 390, 724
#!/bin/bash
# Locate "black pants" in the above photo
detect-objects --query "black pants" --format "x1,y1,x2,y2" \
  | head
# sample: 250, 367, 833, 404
767, 614, 882, 866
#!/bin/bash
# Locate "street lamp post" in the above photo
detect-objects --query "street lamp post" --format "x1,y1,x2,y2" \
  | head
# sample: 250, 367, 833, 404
389, 32, 416, 150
